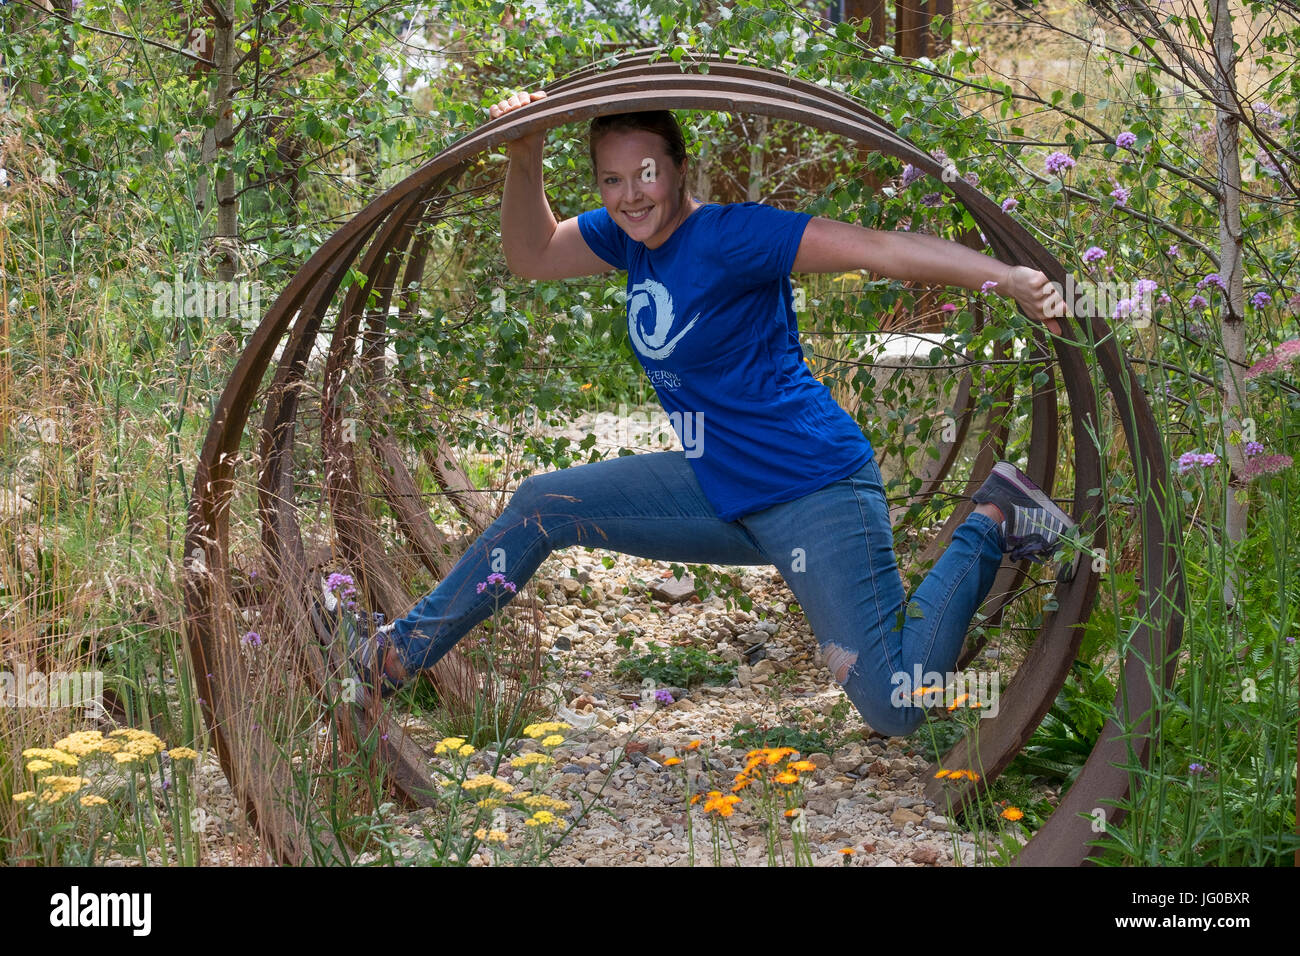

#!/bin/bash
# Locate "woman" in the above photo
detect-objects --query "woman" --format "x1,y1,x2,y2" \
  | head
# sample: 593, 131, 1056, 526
331, 92, 1075, 737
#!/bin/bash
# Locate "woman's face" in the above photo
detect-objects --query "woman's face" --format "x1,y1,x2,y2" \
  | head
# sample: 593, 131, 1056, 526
594, 129, 691, 249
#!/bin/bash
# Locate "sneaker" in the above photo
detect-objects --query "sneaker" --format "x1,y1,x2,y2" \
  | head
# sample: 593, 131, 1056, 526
972, 462, 1079, 571
313, 575, 406, 701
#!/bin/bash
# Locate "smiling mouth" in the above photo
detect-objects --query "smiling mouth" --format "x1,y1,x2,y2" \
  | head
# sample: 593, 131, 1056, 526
624, 207, 652, 222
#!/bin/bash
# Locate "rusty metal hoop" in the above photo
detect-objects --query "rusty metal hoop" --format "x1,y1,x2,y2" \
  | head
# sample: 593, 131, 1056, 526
183, 50, 1184, 866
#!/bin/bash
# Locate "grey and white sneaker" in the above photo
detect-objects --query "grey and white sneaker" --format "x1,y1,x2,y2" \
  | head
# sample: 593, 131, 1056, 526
313, 573, 406, 700
972, 462, 1079, 575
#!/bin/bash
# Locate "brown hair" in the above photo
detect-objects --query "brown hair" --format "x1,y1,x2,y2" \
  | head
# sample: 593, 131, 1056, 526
588, 110, 688, 184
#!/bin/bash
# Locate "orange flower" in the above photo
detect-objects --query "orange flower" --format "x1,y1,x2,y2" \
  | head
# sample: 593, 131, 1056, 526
685, 740, 701, 751
774, 771, 799, 785
933, 769, 951, 778
912, 685, 941, 697
663, 757, 682, 766
838, 847, 854, 856
947, 693, 970, 711
1001, 806, 1024, 822
789, 760, 817, 772
783, 808, 800, 818
690, 794, 701, 805
703, 792, 742, 817
765, 747, 798, 765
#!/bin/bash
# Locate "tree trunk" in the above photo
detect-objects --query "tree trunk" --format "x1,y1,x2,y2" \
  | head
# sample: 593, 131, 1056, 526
1211, 0, 1247, 607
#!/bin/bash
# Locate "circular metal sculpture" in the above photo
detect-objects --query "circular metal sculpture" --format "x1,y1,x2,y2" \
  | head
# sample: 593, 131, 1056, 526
183, 51, 1184, 865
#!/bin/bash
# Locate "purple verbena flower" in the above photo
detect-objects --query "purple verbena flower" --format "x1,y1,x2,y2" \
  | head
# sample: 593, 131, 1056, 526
901, 163, 925, 187
1082, 246, 1106, 265
920, 192, 942, 207
1166, 244, 1179, 258
1045, 151, 1076, 175
1196, 273, 1226, 292
1110, 186, 1130, 206
242, 631, 262, 647
1251, 290, 1272, 308
1188, 293, 1209, 309
1188, 762, 1206, 775
1115, 131, 1138, 150
654, 689, 674, 705
1243, 441, 1264, 457
1176, 451, 1218, 475
1001, 197, 1019, 213
980, 280, 998, 294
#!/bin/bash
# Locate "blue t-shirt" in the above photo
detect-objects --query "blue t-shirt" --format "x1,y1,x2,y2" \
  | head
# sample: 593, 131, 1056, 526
577, 201, 874, 522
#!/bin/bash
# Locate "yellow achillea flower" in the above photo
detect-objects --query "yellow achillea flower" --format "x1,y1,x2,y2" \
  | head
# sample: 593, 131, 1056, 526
474, 828, 509, 843
113, 752, 138, 765
1001, 806, 1024, 822
168, 747, 199, 761
462, 774, 513, 794
523, 721, 572, 738
510, 753, 554, 769
523, 795, 571, 812
475, 797, 503, 810
97, 739, 122, 754
663, 757, 682, 766
54, 731, 106, 756
110, 729, 166, 757
540, 735, 565, 747
42, 776, 89, 794
774, 771, 799, 785
11, 792, 35, 802
434, 737, 466, 755
528, 810, 557, 826
458, 744, 475, 758
25, 760, 53, 774
789, 760, 817, 772
21, 748, 78, 768
80, 795, 108, 808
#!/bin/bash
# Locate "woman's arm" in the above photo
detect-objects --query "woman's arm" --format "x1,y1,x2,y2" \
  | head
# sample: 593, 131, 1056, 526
792, 217, 1066, 333
491, 91, 617, 280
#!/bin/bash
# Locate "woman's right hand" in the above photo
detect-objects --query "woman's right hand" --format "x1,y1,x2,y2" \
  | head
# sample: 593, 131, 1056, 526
488, 89, 548, 154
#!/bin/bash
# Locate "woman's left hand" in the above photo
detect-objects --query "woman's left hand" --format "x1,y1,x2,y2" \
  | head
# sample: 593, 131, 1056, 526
1002, 265, 1066, 336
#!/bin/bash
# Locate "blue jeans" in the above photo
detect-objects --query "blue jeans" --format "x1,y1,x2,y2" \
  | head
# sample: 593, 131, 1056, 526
389, 451, 1005, 737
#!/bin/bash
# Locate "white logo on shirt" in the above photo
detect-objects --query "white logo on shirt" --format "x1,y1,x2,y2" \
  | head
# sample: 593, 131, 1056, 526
627, 278, 701, 361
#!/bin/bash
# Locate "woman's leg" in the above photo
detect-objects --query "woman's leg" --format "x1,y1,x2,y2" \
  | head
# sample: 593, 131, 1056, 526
737, 455, 1004, 737
388, 451, 771, 674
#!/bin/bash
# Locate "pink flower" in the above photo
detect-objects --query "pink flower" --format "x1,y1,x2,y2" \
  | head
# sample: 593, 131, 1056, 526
1244, 339, 1300, 380
1239, 454, 1293, 481
980, 280, 999, 294
1001, 197, 1019, 213
940, 303, 958, 312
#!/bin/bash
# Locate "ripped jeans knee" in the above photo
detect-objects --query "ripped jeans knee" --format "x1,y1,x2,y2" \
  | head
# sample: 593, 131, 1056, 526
821, 641, 927, 739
